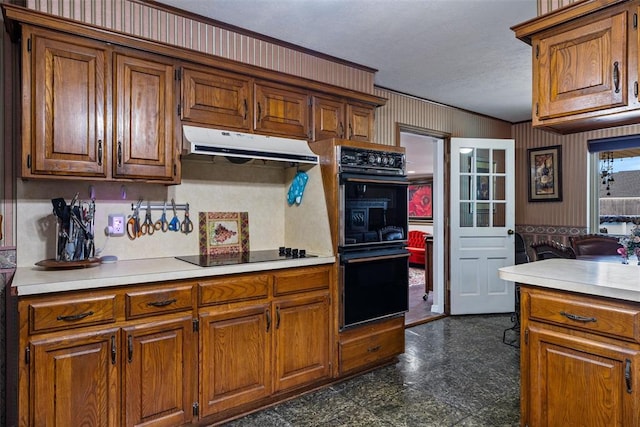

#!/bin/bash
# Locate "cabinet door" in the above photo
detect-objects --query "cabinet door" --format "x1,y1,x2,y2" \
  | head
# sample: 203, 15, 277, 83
181, 66, 252, 130
122, 316, 194, 427
526, 326, 640, 427
27, 27, 109, 178
114, 52, 177, 181
254, 82, 309, 139
346, 104, 374, 142
273, 293, 330, 392
312, 96, 345, 140
199, 303, 271, 417
31, 328, 120, 426
535, 10, 627, 121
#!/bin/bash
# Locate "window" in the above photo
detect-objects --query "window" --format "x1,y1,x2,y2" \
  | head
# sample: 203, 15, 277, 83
589, 135, 640, 235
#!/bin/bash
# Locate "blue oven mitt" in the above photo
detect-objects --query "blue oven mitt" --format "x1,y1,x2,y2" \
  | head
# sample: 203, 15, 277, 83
287, 171, 309, 205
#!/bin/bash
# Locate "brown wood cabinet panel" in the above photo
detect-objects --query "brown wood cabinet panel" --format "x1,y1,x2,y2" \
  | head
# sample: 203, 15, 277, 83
273, 293, 330, 392
273, 266, 330, 296
122, 316, 194, 427
199, 274, 271, 306
26, 26, 109, 178
114, 51, 177, 181
254, 82, 309, 139
339, 316, 405, 375
313, 96, 345, 140
527, 326, 640, 426
199, 303, 271, 417
535, 10, 627, 121
30, 328, 120, 427
346, 104, 375, 142
181, 66, 252, 130
528, 290, 640, 342
29, 294, 117, 334
125, 284, 193, 319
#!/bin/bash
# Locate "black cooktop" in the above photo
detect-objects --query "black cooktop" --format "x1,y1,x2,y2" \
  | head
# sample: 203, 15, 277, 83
176, 249, 313, 267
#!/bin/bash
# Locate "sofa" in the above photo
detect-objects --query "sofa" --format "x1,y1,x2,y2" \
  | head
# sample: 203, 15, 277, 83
408, 230, 428, 266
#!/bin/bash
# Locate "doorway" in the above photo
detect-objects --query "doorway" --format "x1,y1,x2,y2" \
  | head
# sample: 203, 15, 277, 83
399, 125, 447, 326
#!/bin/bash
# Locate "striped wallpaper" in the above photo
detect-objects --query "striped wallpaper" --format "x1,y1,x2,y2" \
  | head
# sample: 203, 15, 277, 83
373, 88, 512, 146
25, 0, 376, 95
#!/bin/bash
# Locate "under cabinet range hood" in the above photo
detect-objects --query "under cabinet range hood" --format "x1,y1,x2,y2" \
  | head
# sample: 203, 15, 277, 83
182, 125, 318, 166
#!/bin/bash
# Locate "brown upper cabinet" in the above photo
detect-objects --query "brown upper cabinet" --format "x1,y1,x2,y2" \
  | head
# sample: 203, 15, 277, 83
180, 65, 252, 131
254, 81, 310, 139
513, 0, 640, 134
312, 95, 375, 142
25, 27, 110, 179
22, 25, 180, 182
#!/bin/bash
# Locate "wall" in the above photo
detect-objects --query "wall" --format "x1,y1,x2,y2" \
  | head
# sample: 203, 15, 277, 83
512, 121, 640, 250
25, 0, 375, 95
16, 161, 332, 267
374, 88, 512, 144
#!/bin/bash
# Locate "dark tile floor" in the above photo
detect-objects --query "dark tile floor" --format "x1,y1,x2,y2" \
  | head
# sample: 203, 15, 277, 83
223, 314, 521, 426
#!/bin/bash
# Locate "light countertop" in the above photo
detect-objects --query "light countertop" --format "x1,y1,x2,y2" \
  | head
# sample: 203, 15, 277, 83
499, 258, 640, 302
12, 255, 335, 296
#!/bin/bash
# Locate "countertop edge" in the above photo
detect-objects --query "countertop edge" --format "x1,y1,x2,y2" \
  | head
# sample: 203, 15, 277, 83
499, 259, 640, 303
12, 256, 336, 296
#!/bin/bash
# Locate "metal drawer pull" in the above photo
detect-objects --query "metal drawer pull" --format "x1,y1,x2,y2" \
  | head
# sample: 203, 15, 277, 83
613, 61, 620, 93
57, 311, 94, 321
626, 359, 632, 394
147, 298, 177, 308
559, 311, 596, 323
367, 345, 381, 353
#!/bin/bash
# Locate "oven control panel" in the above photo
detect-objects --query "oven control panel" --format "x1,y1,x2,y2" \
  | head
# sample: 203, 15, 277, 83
339, 147, 405, 175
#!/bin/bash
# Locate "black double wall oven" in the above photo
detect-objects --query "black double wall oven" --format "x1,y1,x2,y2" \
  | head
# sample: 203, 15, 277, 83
336, 145, 410, 330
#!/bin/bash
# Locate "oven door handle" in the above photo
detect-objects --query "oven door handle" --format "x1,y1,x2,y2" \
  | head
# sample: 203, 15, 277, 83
340, 175, 408, 186
343, 252, 410, 264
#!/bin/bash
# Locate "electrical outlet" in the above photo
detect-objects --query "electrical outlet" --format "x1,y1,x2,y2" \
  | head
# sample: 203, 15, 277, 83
108, 214, 126, 236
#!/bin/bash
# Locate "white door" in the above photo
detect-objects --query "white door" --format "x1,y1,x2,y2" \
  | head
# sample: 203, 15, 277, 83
450, 138, 515, 315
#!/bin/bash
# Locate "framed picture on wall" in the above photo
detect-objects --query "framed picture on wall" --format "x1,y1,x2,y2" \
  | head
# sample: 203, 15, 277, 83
409, 179, 433, 221
528, 145, 562, 202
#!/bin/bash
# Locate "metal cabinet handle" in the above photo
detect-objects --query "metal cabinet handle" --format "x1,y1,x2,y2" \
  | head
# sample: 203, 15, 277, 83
613, 61, 620, 94
276, 306, 281, 329
243, 99, 248, 120
127, 335, 133, 363
57, 311, 94, 322
626, 359, 633, 393
266, 308, 271, 332
97, 140, 103, 166
117, 141, 122, 166
560, 311, 597, 323
147, 298, 177, 308
348, 123, 353, 139
339, 122, 344, 138
367, 345, 381, 353
257, 102, 262, 122
111, 335, 116, 365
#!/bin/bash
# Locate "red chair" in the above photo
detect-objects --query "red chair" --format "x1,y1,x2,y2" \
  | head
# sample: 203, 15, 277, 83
408, 230, 428, 266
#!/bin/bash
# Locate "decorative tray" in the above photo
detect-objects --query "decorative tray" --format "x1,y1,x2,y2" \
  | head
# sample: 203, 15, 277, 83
35, 258, 102, 269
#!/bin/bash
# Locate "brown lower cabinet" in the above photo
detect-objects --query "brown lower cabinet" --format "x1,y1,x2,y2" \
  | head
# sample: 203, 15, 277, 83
520, 286, 640, 427
16, 265, 340, 426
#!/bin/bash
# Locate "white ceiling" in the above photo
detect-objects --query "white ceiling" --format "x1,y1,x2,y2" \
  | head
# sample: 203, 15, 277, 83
155, 0, 538, 124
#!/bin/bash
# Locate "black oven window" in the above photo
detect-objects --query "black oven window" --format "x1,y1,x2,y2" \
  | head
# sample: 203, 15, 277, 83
343, 181, 408, 245
343, 255, 409, 328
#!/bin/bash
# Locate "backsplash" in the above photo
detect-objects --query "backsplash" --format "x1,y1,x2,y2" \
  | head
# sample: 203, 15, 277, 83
16, 159, 332, 267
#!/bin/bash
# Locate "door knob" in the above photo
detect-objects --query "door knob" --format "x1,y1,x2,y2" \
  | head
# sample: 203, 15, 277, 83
507, 229, 514, 235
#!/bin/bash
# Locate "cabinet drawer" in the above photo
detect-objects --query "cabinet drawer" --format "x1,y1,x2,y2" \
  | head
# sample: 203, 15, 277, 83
125, 285, 193, 319
339, 316, 404, 374
29, 295, 117, 334
199, 274, 270, 306
274, 267, 330, 296
528, 289, 640, 342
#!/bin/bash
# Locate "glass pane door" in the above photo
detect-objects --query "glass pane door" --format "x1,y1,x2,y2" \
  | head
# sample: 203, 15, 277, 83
458, 147, 507, 228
